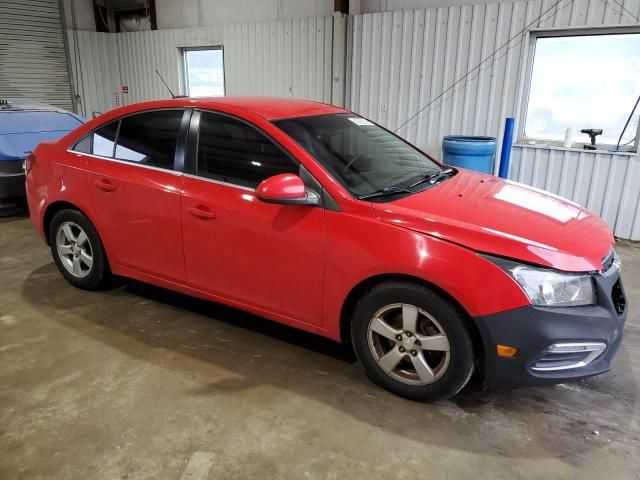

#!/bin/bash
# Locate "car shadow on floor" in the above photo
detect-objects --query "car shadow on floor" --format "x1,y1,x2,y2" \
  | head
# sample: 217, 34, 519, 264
21, 262, 639, 463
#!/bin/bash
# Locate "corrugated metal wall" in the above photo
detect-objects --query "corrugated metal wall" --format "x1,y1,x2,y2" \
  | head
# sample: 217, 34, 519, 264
67, 15, 335, 119
223, 16, 334, 100
65, 2, 640, 240
0, 0, 73, 110
116, 26, 224, 105
347, 0, 640, 240
67, 30, 119, 118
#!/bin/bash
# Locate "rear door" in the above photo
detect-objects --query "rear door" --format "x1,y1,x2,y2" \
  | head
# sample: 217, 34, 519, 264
180, 110, 326, 325
76, 109, 190, 283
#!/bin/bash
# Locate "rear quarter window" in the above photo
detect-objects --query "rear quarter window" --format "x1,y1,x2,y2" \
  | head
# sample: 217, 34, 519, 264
72, 135, 91, 154
71, 120, 118, 157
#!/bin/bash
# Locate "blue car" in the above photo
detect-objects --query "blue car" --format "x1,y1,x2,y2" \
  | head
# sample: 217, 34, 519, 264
0, 98, 84, 214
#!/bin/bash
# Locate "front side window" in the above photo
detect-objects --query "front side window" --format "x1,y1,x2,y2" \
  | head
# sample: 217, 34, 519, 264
197, 112, 299, 188
115, 110, 183, 169
274, 114, 440, 197
524, 31, 640, 150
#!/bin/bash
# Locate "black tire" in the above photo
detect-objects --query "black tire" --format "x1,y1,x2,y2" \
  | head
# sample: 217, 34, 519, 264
351, 282, 476, 402
49, 209, 110, 290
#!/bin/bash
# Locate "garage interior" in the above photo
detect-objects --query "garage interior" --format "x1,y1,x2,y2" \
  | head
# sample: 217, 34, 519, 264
1, 0, 640, 478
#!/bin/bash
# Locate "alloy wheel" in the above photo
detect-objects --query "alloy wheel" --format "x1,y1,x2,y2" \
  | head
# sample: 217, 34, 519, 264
367, 303, 451, 385
56, 221, 94, 278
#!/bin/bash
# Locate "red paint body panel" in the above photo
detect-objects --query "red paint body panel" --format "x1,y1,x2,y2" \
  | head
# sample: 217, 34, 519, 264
321, 200, 530, 330
374, 169, 614, 272
26, 97, 616, 346
181, 176, 326, 326
83, 156, 186, 282
256, 173, 306, 200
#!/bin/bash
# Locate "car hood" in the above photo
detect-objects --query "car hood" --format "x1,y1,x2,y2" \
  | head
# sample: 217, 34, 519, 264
372, 169, 614, 272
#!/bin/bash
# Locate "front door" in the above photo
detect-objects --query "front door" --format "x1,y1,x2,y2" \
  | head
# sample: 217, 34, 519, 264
83, 109, 188, 283
181, 111, 325, 325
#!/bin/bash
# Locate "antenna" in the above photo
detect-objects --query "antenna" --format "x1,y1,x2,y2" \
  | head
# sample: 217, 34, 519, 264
614, 94, 640, 152
155, 69, 176, 98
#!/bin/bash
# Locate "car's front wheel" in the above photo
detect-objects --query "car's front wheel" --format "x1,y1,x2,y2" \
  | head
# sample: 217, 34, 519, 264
49, 209, 109, 290
351, 282, 476, 401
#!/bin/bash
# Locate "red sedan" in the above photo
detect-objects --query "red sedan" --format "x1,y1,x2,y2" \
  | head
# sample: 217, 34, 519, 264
25, 97, 627, 401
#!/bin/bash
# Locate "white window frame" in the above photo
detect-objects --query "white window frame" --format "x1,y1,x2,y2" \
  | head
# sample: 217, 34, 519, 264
181, 46, 226, 97
519, 26, 640, 153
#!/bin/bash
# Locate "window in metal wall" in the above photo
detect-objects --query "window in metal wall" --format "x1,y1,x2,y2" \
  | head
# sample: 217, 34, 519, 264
522, 29, 640, 152
183, 47, 225, 97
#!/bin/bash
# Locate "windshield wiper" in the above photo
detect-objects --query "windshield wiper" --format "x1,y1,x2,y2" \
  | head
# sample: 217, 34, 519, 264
408, 168, 455, 189
357, 186, 414, 200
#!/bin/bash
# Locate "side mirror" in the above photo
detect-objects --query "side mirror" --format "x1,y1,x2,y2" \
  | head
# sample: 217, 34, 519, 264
255, 174, 320, 206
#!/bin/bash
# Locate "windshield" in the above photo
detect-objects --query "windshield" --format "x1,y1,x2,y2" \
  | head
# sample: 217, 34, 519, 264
273, 113, 442, 198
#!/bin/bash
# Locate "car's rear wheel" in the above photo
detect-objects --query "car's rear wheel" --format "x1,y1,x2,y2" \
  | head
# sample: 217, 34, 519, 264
49, 209, 109, 290
351, 282, 476, 401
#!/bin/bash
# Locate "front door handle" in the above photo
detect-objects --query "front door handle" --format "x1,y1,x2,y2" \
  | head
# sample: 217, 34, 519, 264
94, 178, 116, 192
187, 206, 216, 220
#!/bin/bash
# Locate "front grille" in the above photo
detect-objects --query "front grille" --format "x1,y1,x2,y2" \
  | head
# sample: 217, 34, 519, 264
612, 280, 626, 315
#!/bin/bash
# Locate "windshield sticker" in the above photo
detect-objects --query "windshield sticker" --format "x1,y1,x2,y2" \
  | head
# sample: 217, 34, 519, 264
349, 117, 374, 126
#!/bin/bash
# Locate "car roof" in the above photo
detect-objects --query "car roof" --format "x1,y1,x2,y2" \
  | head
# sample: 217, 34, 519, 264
127, 96, 348, 121
194, 96, 347, 120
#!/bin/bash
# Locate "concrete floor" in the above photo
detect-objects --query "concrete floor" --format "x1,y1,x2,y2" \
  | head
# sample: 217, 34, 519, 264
1, 216, 639, 480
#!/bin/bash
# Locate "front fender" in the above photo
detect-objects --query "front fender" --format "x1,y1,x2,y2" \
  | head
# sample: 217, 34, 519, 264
321, 204, 530, 341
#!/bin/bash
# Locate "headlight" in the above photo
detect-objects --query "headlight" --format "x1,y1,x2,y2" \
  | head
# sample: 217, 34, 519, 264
485, 256, 595, 307
510, 266, 595, 307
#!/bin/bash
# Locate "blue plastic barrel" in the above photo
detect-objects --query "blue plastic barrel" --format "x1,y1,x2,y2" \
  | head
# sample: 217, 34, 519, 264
442, 136, 497, 174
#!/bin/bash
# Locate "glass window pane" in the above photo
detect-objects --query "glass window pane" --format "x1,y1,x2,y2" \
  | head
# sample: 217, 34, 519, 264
73, 135, 92, 154
92, 121, 118, 157
115, 110, 183, 169
525, 33, 640, 146
275, 114, 439, 197
197, 113, 298, 188
185, 49, 224, 97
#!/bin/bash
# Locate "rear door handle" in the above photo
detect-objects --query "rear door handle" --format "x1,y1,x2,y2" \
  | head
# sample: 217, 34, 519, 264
94, 178, 116, 192
187, 206, 216, 220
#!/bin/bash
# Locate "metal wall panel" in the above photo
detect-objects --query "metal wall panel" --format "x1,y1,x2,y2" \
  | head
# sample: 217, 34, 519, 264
67, 15, 334, 118
66, 30, 120, 118
348, 0, 640, 240
0, 0, 73, 110
223, 16, 334, 101
116, 26, 224, 105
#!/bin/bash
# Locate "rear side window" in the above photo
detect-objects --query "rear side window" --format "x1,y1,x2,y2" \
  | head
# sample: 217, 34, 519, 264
197, 112, 298, 188
115, 110, 183, 169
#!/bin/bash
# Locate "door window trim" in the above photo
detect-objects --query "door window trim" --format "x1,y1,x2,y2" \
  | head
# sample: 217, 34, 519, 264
69, 108, 192, 172
66, 150, 184, 176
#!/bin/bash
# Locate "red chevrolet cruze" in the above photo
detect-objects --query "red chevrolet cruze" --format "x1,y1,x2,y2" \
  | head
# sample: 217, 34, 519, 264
26, 97, 627, 401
